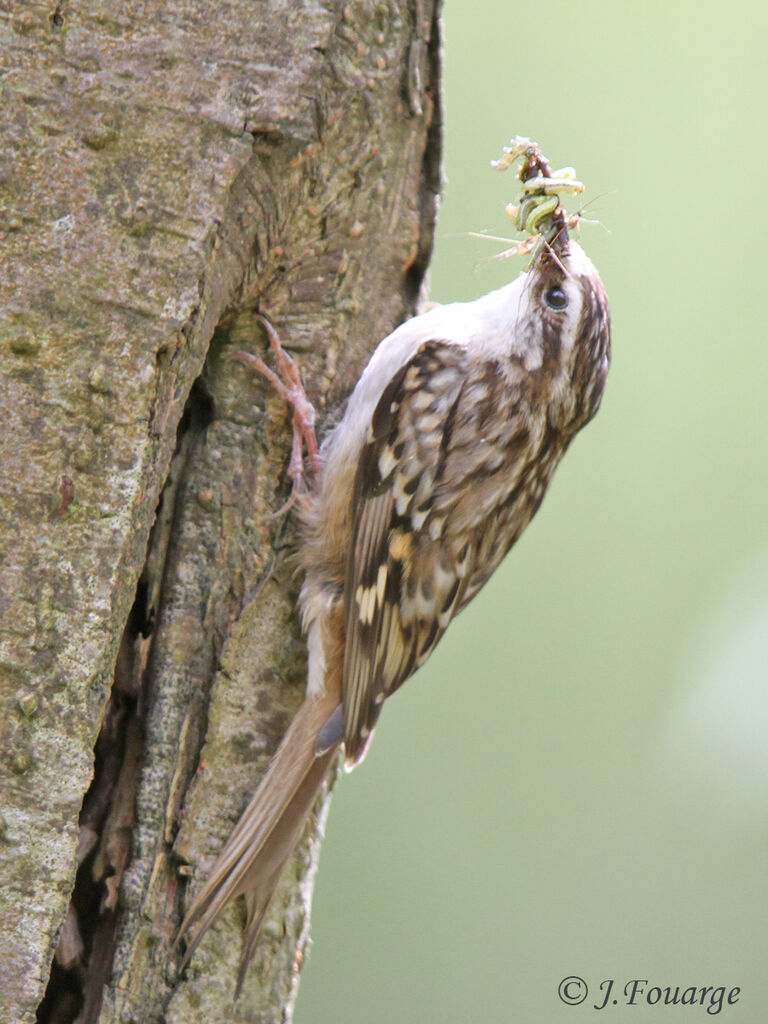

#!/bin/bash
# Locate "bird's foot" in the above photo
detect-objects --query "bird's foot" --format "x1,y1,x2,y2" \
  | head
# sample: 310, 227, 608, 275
234, 316, 321, 511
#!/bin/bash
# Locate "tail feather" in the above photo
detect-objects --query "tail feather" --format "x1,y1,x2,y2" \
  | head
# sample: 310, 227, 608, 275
179, 691, 340, 990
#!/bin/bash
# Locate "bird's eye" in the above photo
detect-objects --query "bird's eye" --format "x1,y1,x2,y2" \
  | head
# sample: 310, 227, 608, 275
544, 285, 568, 311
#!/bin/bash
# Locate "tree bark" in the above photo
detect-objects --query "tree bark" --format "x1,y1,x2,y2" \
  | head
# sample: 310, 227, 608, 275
0, 2, 442, 1021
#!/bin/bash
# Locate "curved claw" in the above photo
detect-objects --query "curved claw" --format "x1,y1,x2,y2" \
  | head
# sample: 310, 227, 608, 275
233, 317, 322, 511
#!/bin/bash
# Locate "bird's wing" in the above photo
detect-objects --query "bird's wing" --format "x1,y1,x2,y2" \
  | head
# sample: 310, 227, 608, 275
342, 338, 533, 764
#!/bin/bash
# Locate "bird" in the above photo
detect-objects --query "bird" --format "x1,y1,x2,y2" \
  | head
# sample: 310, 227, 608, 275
178, 139, 611, 996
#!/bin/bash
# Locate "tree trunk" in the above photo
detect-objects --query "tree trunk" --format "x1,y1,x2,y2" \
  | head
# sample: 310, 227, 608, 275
0, 2, 442, 1021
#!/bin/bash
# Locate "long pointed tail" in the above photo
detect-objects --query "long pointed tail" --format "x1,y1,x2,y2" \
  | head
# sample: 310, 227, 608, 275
179, 690, 340, 995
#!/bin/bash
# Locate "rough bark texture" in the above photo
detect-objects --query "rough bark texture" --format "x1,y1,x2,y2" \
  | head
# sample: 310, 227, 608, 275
0, 2, 442, 1021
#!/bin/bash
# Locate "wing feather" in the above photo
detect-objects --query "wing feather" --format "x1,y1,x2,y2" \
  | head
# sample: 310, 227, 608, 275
341, 338, 538, 765
342, 341, 468, 763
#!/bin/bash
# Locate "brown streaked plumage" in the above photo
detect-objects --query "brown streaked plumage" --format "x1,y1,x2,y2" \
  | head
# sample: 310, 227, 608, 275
178, 226, 611, 994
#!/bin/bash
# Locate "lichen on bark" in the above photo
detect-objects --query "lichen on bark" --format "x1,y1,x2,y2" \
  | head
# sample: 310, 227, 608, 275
0, 1, 442, 1021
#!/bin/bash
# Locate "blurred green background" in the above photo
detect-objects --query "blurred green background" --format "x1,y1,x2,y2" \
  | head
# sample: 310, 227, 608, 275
298, 2, 768, 1021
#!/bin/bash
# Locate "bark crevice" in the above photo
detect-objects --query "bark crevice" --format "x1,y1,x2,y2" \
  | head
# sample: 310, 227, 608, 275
36, 378, 217, 1024
1, 2, 442, 1020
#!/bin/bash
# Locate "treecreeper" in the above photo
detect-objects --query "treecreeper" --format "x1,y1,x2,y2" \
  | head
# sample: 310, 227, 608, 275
178, 137, 612, 996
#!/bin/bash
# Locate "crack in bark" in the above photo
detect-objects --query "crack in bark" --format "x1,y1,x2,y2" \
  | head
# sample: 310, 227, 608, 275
36, 385, 215, 1024
10, 4, 443, 1018
48, 1, 66, 29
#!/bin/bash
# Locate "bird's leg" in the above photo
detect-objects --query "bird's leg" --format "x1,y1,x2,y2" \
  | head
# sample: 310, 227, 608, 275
234, 316, 321, 509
